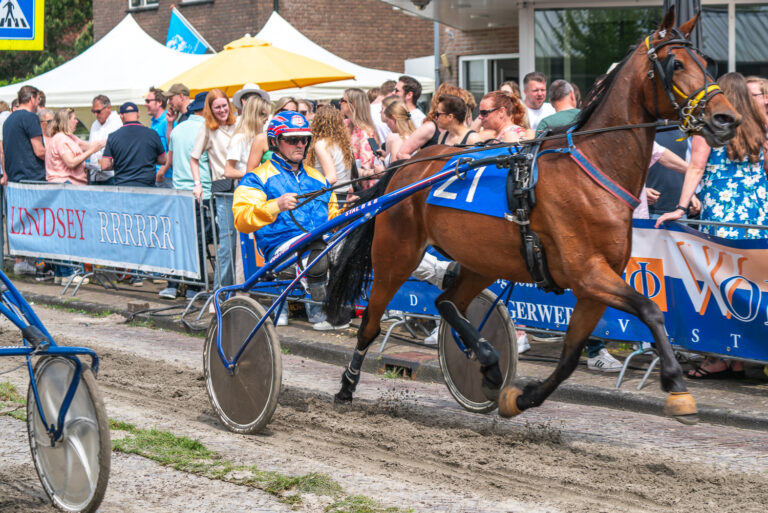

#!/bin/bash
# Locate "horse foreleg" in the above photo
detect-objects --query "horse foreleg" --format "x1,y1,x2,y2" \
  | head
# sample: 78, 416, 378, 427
572, 263, 696, 423
435, 270, 499, 400
499, 297, 606, 417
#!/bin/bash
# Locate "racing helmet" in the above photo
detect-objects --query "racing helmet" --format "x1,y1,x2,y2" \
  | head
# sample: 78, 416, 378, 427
267, 111, 312, 142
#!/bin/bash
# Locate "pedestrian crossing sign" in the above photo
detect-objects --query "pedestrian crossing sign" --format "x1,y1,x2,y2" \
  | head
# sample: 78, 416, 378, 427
0, 0, 44, 50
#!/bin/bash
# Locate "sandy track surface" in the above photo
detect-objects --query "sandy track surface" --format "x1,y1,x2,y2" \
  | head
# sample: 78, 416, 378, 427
0, 308, 766, 512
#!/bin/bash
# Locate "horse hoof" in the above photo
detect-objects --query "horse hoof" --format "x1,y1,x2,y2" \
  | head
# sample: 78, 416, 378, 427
333, 392, 353, 405
674, 414, 699, 425
664, 391, 697, 421
498, 387, 523, 418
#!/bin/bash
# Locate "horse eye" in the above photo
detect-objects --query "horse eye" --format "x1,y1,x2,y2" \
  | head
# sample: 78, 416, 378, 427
674, 60, 684, 71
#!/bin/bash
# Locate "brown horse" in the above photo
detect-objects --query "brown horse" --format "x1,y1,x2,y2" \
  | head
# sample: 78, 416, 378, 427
327, 10, 740, 424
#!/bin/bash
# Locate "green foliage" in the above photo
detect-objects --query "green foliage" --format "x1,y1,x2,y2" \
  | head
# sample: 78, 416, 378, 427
0, 381, 24, 403
325, 495, 412, 513
0, 1, 93, 85
111, 422, 344, 505
0, 381, 26, 421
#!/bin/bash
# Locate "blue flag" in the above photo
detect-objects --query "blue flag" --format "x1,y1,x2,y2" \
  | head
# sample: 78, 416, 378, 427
165, 7, 212, 55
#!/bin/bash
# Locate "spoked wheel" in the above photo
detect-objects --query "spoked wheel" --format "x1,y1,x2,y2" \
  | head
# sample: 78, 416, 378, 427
438, 289, 517, 413
204, 296, 282, 434
27, 357, 111, 513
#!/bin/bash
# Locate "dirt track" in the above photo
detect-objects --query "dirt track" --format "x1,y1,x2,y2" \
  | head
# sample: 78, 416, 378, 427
1, 308, 767, 512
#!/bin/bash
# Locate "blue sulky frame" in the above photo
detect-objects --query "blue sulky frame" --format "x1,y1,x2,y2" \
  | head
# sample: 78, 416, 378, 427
0, 270, 100, 444
210, 151, 518, 374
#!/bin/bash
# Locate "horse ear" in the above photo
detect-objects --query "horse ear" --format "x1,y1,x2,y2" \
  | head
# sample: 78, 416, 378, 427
657, 7, 676, 35
678, 11, 701, 39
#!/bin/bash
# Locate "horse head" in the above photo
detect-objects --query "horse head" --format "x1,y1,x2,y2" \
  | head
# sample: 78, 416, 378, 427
642, 8, 740, 147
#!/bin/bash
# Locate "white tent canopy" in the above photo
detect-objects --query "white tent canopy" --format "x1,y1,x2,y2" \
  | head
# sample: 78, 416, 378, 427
256, 12, 434, 100
0, 15, 211, 108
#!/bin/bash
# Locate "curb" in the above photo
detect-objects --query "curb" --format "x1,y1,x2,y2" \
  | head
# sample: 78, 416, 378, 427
22, 290, 768, 432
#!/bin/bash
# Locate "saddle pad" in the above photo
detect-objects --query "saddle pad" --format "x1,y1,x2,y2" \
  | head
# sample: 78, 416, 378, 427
426, 146, 518, 219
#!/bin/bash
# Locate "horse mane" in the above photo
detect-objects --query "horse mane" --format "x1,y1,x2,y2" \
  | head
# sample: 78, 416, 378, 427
575, 41, 639, 129
325, 164, 400, 323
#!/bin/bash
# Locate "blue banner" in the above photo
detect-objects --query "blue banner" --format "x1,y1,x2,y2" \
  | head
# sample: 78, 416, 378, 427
6, 183, 201, 279
165, 7, 210, 55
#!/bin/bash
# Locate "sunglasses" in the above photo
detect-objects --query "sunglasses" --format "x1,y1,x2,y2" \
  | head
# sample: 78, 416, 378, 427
298, 110, 309, 116
478, 107, 499, 117
434, 111, 449, 118
339, 98, 348, 104
282, 136, 310, 146
144, 98, 159, 104
91, 107, 105, 114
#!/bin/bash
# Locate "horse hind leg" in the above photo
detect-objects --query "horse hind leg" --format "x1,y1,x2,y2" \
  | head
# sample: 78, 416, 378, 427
435, 270, 500, 401
335, 308, 379, 404
335, 245, 423, 404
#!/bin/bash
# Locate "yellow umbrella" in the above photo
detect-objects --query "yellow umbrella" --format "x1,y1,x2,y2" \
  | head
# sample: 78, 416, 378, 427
161, 36, 355, 97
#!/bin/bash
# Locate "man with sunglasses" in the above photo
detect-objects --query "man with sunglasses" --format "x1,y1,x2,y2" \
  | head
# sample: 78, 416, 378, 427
87, 95, 121, 185
234, 111, 348, 330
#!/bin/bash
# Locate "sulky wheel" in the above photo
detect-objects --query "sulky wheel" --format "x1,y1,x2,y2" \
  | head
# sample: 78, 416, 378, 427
27, 357, 111, 513
438, 289, 517, 413
204, 296, 282, 434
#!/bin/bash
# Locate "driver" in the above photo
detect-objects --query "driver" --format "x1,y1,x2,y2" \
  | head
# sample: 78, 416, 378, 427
233, 111, 347, 331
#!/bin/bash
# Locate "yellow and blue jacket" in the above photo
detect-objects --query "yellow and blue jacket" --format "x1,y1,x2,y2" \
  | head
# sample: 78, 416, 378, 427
233, 153, 340, 259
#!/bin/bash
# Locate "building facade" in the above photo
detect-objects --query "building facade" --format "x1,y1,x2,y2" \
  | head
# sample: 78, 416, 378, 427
382, 0, 768, 103
95, 0, 434, 75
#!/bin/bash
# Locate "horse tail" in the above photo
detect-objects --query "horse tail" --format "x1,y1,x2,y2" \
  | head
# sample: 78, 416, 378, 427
325, 165, 401, 322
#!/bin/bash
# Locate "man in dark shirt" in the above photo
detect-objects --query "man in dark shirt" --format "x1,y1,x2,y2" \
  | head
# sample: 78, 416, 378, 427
100, 102, 166, 187
646, 128, 692, 216
1, 85, 45, 184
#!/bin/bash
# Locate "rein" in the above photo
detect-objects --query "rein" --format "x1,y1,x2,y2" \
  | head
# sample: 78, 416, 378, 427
292, 119, 677, 206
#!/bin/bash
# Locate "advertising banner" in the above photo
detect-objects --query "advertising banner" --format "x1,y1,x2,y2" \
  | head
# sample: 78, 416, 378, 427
494, 219, 768, 362
6, 183, 201, 279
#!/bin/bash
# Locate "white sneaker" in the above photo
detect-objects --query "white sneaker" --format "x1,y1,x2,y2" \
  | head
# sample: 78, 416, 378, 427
13, 261, 37, 275
276, 311, 289, 326
517, 333, 530, 354
587, 348, 623, 372
423, 327, 438, 345
313, 320, 349, 331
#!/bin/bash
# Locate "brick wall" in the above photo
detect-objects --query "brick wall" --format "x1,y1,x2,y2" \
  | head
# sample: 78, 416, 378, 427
94, 0, 434, 74
438, 25, 519, 84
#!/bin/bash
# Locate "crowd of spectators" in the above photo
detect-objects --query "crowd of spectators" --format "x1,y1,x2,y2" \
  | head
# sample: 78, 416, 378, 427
1, 67, 766, 368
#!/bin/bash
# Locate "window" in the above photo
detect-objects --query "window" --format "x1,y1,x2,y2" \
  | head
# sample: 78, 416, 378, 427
129, 0, 158, 9
735, 4, 768, 77
459, 54, 519, 107
535, 7, 661, 95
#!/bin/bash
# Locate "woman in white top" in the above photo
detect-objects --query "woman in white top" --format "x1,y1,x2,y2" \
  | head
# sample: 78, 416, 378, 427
380, 97, 415, 166
190, 89, 238, 288
225, 96, 270, 180
306, 105, 355, 201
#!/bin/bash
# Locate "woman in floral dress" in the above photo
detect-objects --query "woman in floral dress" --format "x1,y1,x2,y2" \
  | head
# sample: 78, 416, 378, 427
656, 72, 768, 378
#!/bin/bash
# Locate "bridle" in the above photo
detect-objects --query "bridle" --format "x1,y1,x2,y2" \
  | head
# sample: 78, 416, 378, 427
645, 28, 722, 136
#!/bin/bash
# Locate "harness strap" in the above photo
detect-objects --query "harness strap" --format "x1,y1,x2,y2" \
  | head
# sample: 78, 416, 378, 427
526, 128, 640, 211
565, 129, 640, 210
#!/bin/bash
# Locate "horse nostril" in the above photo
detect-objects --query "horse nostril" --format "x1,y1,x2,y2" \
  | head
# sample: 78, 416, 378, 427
713, 113, 739, 128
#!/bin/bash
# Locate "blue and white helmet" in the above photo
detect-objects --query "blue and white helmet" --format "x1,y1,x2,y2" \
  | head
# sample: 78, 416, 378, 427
267, 111, 312, 141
